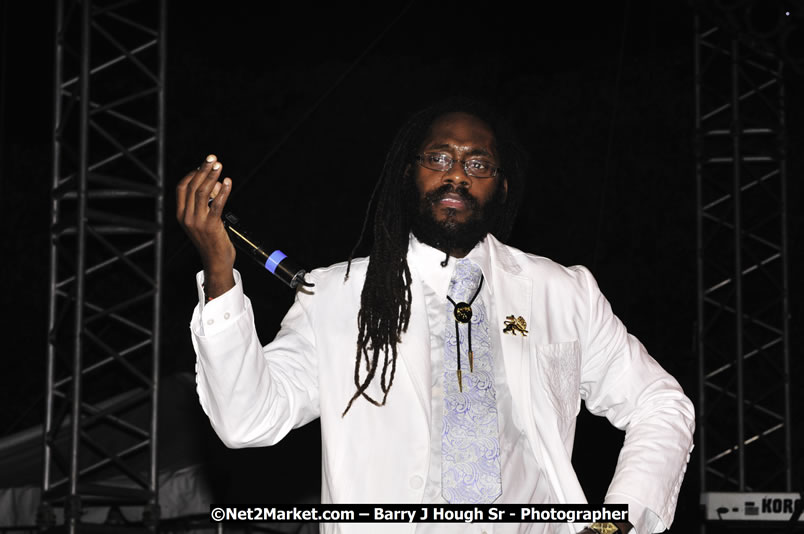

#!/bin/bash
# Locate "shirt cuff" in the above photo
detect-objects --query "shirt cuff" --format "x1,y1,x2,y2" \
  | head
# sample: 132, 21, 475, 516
193, 269, 246, 337
604, 494, 662, 534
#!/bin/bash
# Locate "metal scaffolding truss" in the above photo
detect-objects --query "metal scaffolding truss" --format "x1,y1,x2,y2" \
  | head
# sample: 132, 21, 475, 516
694, 11, 792, 500
42, 0, 165, 531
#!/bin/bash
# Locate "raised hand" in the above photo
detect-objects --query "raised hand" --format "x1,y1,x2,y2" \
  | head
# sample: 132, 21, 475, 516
176, 154, 236, 299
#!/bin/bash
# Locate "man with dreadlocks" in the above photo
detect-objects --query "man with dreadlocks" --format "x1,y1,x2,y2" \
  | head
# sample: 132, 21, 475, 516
178, 99, 694, 534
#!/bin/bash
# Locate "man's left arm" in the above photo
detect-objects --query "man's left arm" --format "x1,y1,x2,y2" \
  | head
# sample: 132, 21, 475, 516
573, 266, 695, 534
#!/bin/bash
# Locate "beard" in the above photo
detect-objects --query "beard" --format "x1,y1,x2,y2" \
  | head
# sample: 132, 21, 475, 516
410, 183, 504, 257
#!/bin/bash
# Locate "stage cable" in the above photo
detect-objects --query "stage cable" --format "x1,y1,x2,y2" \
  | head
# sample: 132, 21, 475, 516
166, 0, 417, 270
592, 0, 630, 271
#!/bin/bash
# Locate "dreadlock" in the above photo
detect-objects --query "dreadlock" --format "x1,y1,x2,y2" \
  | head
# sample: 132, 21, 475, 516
341, 97, 527, 416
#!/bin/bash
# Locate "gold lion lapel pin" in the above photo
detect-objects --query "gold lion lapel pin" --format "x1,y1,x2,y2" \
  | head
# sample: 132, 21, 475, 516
502, 315, 528, 336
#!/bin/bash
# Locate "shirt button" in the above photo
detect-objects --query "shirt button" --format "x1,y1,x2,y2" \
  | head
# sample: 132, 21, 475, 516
224, 312, 230, 320
206, 319, 214, 325
409, 475, 423, 489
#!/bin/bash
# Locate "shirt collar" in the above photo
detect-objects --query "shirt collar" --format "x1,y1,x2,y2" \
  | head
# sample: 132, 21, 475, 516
407, 233, 494, 301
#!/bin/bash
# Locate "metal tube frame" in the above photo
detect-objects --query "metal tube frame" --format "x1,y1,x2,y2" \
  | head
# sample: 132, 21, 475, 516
41, 0, 165, 531
695, 7, 792, 529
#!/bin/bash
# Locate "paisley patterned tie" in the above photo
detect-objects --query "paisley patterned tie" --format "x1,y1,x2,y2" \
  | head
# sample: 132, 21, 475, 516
441, 258, 502, 503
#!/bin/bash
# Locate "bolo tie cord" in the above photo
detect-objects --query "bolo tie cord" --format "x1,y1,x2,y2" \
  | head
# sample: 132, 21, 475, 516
446, 273, 484, 392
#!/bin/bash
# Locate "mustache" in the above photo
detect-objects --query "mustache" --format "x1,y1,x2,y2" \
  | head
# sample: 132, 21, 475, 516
422, 184, 480, 210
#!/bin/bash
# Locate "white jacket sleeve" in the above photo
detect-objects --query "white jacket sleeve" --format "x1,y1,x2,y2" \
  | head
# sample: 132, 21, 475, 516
574, 266, 695, 533
191, 270, 320, 448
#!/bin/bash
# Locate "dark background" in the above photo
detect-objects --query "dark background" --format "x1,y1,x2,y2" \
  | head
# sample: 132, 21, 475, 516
1, 0, 802, 530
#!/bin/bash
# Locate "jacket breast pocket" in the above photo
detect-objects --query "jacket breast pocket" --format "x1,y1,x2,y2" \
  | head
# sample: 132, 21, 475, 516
533, 340, 581, 421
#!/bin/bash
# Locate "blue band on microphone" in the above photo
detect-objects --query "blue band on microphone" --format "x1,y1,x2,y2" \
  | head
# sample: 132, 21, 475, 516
265, 250, 287, 274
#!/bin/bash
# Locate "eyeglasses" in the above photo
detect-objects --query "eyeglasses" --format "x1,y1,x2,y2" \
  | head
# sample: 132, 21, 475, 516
415, 152, 502, 178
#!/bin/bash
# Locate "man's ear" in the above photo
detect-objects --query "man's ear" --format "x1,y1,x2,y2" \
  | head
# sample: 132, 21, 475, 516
404, 163, 411, 179
501, 177, 508, 202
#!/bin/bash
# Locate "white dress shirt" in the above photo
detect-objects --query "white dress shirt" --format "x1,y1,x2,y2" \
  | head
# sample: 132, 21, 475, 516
408, 236, 558, 534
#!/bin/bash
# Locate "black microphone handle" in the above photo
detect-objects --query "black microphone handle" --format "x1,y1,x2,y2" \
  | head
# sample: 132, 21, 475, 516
220, 211, 313, 289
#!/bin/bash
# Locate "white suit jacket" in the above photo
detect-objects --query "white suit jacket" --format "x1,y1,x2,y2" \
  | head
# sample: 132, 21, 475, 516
192, 235, 694, 534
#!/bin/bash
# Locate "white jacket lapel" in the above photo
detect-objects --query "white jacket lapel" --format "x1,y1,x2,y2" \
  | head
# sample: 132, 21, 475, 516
396, 271, 432, 425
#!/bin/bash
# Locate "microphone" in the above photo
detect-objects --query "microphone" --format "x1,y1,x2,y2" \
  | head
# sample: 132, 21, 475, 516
220, 210, 314, 289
